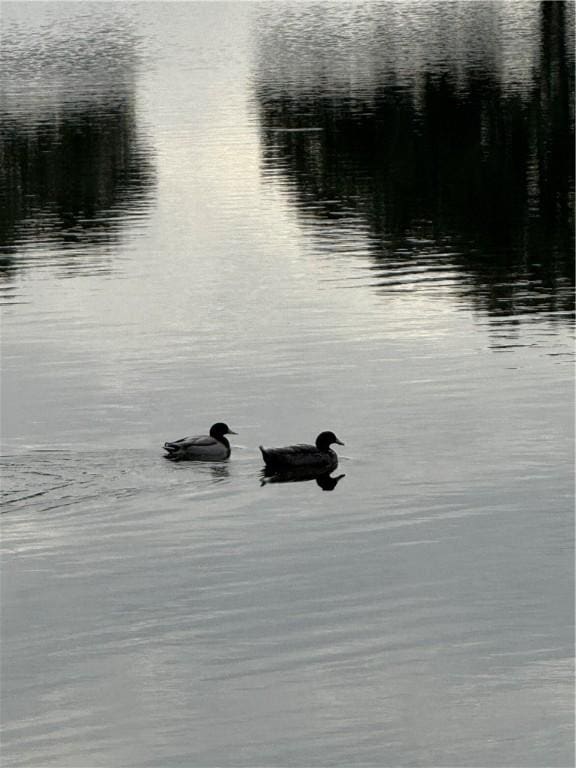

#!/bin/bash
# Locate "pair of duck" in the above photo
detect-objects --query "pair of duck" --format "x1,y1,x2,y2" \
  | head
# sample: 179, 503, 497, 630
164, 422, 344, 472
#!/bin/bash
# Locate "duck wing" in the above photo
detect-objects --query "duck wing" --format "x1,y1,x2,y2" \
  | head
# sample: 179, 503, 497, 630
164, 433, 232, 461
260, 443, 314, 459
164, 435, 217, 452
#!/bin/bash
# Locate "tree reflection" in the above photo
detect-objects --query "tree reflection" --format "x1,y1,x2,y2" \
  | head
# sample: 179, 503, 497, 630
255, 1, 574, 322
0, 101, 153, 264
0, 14, 154, 280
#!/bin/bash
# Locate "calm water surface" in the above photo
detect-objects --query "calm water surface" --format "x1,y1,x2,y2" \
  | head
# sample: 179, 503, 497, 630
1, 2, 574, 766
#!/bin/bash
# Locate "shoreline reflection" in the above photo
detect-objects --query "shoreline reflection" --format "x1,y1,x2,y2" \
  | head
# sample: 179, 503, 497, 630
254, 1, 574, 324
0, 9, 155, 286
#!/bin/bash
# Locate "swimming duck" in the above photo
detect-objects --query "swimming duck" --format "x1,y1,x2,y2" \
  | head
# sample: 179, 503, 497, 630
259, 431, 344, 472
163, 422, 237, 461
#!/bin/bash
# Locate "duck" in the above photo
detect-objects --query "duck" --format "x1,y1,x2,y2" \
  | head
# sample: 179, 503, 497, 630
259, 431, 344, 473
163, 422, 237, 461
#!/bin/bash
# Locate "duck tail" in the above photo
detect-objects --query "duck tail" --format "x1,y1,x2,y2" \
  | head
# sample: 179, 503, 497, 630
164, 443, 184, 461
260, 447, 281, 471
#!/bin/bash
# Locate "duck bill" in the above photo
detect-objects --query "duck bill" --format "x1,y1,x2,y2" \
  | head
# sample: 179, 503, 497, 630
335, 438, 344, 446
228, 430, 238, 435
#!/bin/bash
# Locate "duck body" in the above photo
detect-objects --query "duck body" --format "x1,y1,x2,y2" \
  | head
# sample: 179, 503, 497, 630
164, 422, 236, 461
259, 431, 344, 473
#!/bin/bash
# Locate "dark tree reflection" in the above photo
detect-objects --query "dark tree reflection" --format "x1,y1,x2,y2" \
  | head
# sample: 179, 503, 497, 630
0, 16, 155, 280
0, 101, 153, 260
255, 1, 574, 322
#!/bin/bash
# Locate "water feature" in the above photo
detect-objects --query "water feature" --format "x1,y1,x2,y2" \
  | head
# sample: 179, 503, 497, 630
1, 3, 573, 766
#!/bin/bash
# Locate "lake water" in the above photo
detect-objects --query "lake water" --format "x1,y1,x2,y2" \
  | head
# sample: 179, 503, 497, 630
1, 2, 574, 766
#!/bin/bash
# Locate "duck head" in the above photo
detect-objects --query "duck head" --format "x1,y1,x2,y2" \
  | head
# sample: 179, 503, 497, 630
210, 422, 237, 438
315, 431, 344, 451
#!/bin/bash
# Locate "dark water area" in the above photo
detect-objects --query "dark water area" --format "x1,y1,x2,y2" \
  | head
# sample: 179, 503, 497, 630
0, 8, 154, 282
1, 3, 574, 767
255, 1, 574, 321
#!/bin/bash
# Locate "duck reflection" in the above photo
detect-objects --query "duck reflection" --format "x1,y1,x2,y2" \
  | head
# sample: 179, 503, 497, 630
209, 464, 231, 483
260, 467, 345, 492
171, 461, 231, 483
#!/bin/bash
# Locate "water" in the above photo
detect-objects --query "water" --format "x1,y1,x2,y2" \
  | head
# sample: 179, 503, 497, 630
1, 2, 574, 766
